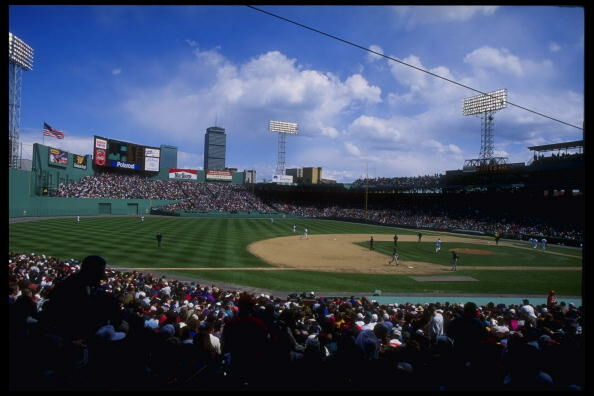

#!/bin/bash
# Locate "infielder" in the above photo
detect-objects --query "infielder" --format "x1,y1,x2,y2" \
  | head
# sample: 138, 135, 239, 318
541, 238, 547, 250
292, 224, 297, 233
531, 238, 538, 249
388, 248, 399, 265
451, 251, 459, 271
302, 228, 309, 239
435, 238, 442, 253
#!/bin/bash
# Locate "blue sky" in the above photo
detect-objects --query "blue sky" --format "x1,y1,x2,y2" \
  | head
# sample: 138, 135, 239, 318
10, 5, 584, 182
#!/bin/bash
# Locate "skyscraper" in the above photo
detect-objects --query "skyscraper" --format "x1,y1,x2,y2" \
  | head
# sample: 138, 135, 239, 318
204, 126, 226, 170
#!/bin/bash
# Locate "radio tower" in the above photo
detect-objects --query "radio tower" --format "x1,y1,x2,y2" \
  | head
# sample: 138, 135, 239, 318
9, 32, 34, 169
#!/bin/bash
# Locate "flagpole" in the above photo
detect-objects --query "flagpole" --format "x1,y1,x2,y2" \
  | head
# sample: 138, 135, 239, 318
42, 123, 45, 146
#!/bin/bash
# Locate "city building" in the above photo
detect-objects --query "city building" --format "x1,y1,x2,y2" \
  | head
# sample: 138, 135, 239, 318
203, 126, 226, 170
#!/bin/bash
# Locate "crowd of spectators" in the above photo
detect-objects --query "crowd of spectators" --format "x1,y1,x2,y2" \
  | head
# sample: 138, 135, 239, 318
50, 172, 582, 243
9, 252, 584, 391
53, 173, 275, 214
351, 174, 443, 190
265, 204, 583, 243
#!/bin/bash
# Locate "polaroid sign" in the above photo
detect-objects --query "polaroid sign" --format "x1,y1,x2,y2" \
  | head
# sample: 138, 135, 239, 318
169, 168, 198, 180
111, 160, 141, 170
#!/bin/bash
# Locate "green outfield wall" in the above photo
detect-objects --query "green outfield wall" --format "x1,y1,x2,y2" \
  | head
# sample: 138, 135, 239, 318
9, 168, 179, 218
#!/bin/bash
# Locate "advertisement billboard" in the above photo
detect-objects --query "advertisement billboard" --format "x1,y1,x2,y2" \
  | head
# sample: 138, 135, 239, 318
48, 147, 68, 167
72, 154, 87, 170
272, 174, 294, 184
206, 169, 233, 181
169, 168, 198, 180
93, 136, 159, 172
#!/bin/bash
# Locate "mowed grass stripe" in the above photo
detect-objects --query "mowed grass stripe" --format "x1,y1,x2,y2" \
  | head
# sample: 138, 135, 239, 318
9, 217, 582, 295
368, 242, 580, 268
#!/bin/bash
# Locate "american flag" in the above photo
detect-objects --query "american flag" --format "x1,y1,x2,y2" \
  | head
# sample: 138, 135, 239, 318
43, 122, 65, 139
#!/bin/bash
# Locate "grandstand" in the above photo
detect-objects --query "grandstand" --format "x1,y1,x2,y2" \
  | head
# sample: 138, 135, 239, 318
9, 137, 584, 391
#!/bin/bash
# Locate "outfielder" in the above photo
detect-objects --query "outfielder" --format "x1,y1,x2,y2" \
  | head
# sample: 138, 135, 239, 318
435, 238, 442, 253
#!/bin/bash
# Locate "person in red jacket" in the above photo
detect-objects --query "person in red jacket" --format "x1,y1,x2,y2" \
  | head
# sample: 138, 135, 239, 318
547, 290, 558, 308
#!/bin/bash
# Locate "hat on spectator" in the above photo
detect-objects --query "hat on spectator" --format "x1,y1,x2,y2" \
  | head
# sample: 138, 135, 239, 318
371, 314, 378, 322
160, 324, 175, 337
145, 318, 159, 329
96, 324, 126, 341
389, 339, 402, 347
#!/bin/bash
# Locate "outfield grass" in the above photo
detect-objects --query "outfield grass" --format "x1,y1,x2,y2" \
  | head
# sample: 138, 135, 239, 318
9, 216, 582, 296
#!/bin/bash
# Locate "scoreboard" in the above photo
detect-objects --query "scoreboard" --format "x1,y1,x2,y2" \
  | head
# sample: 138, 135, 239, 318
93, 136, 160, 172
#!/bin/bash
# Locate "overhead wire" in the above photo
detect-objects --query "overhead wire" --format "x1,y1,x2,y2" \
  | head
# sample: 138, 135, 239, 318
246, 5, 583, 131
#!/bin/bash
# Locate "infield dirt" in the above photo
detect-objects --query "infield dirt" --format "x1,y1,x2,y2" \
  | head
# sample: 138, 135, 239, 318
247, 234, 580, 275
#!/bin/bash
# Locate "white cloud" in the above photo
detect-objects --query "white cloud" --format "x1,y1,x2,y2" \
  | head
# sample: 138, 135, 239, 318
549, 42, 561, 52
393, 6, 498, 29
344, 141, 361, 157
366, 44, 384, 63
464, 46, 524, 77
123, 49, 382, 145
112, 68, 122, 75
185, 39, 198, 47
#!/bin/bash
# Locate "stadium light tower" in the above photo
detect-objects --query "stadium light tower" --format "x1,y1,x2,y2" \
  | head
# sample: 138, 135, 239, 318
462, 88, 507, 168
9, 32, 34, 169
269, 120, 298, 176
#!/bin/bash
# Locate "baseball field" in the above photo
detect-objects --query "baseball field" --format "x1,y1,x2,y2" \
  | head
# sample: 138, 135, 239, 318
9, 216, 582, 296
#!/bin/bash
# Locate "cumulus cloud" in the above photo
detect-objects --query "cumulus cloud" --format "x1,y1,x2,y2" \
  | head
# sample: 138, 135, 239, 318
123, 49, 382, 143
464, 46, 524, 77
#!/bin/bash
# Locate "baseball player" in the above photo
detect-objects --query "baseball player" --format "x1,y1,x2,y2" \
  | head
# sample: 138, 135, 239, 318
451, 251, 459, 271
394, 234, 399, 247
369, 236, 374, 250
418, 232, 423, 242
388, 248, 399, 265
140, 215, 145, 223
532, 238, 538, 249
494, 232, 501, 246
541, 238, 547, 250
76, 215, 80, 223
435, 238, 442, 253
292, 224, 297, 233
302, 228, 309, 239
156, 232, 163, 247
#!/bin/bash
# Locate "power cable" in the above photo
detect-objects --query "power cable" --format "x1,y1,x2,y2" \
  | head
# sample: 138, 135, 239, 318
246, 5, 583, 131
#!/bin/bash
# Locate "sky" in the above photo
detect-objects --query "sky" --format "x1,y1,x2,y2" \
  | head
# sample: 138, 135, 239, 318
9, 5, 584, 183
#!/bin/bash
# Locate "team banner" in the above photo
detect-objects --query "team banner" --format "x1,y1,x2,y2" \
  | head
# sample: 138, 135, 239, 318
206, 169, 233, 181
48, 147, 68, 166
169, 168, 198, 180
72, 154, 87, 170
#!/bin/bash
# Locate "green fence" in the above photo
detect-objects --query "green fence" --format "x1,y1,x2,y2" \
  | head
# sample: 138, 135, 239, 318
10, 168, 180, 218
